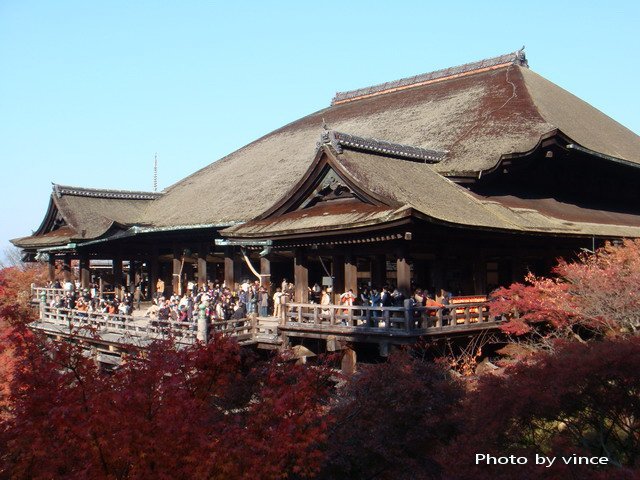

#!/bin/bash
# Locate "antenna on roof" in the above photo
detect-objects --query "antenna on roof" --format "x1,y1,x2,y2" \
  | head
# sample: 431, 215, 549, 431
153, 153, 158, 192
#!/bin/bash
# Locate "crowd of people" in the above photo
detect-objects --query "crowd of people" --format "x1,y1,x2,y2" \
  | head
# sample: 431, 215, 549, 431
45, 279, 136, 316
43, 276, 451, 326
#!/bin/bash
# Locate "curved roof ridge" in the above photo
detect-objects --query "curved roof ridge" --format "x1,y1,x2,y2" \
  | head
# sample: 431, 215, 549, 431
332, 48, 528, 105
319, 130, 447, 163
53, 183, 162, 200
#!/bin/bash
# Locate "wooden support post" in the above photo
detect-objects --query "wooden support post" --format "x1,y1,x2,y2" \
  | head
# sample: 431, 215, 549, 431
404, 298, 413, 332
224, 248, 235, 290
260, 256, 271, 291
431, 257, 445, 296
198, 244, 208, 290
332, 255, 345, 304
341, 347, 357, 376
79, 255, 90, 289
344, 253, 358, 297
473, 252, 485, 294
294, 248, 309, 303
371, 254, 386, 288
149, 247, 159, 298
48, 255, 56, 282
113, 256, 123, 299
396, 249, 411, 296
127, 260, 135, 291
172, 247, 181, 296
62, 255, 72, 283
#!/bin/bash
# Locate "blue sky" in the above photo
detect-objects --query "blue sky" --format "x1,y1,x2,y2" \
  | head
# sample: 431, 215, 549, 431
1, 1, 638, 258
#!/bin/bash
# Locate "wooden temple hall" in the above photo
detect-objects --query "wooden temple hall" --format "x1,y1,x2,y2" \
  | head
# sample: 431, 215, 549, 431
13, 49, 640, 354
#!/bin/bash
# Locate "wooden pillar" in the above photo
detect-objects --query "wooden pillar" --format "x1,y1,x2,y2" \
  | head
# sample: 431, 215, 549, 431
113, 255, 123, 299
172, 247, 181, 296
332, 255, 345, 304
294, 248, 309, 303
48, 255, 56, 282
130, 260, 137, 288
79, 254, 90, 289
344, 252, 358, 296
149, 249, 159, 297
198, 244, 208, 290
473, 250, 485, 294
260, 256, 271, 290
341, 347, 357, 375
430, 257, 445, 294
371, 254, 386, 289
62, 255, 72, 283
224, 248, 235, 289
396, 247, 411, 296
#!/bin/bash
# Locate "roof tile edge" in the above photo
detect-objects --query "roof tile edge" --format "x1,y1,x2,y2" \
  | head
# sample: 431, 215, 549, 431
53, 184, 162, 200
331, 48, 528, 105
318, 130, 447, 163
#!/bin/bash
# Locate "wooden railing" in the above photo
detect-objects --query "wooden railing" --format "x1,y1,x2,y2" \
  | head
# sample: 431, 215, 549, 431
32, 288, 500, 346
283, 300, 499, 334
37, 305, 256, 345
32, 287, 65, 305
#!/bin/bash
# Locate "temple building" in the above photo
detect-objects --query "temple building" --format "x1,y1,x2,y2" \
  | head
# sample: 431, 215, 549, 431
13, 49, 640, 309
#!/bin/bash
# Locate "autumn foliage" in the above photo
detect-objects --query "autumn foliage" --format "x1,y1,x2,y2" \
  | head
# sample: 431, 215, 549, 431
320, 351, 463, 480
0, 328, 334, 479
440, 338, 640, 479
1, 239, 640, 479
490, 239, 640, 341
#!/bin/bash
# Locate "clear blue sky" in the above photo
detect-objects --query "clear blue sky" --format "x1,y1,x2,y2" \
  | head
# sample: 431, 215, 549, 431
1, 1, 638, 258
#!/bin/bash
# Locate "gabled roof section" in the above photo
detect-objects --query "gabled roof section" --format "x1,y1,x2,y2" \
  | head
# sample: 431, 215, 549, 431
332, 49, 528, 105
139, 50, 640, 230
224, 141, 640, 241
12, 184, 160, 250
255, 137, 403, 220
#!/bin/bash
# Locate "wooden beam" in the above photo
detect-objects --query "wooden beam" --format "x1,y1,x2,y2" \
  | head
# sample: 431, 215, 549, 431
396, 247, 411, 295
149, 247, 159, 297
345, 252, 358, 296
260, 256, 271, 290
79, 254, 90, 289
48, 255, 56, 283
294, 248, 309, 303
224, 247, 235, 289
113, 255, 123, 299
62, 255, 72, 283
172, 247, 181, 296
371, 254, 386, 288
198, 244, 208, 289
332, 255, 345, 304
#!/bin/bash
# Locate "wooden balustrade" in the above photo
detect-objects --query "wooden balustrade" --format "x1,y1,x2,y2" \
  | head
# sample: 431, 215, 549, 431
282, 300, 498, 334
32, 288, 500, 348
37, 305, 256, 345
32, 287, 65, 305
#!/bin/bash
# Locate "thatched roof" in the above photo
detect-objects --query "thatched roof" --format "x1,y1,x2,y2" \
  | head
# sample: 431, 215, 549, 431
11, 185, 159, 249
143, 51, 639, 228
225, 144, 640, 239
14, 50, 640, 249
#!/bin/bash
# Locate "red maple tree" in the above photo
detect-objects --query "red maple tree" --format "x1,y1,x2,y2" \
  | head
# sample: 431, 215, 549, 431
439, 337, 640, 479
319, 350, 464, 480
490, 239, 640, 343
0, 328, 334, 479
